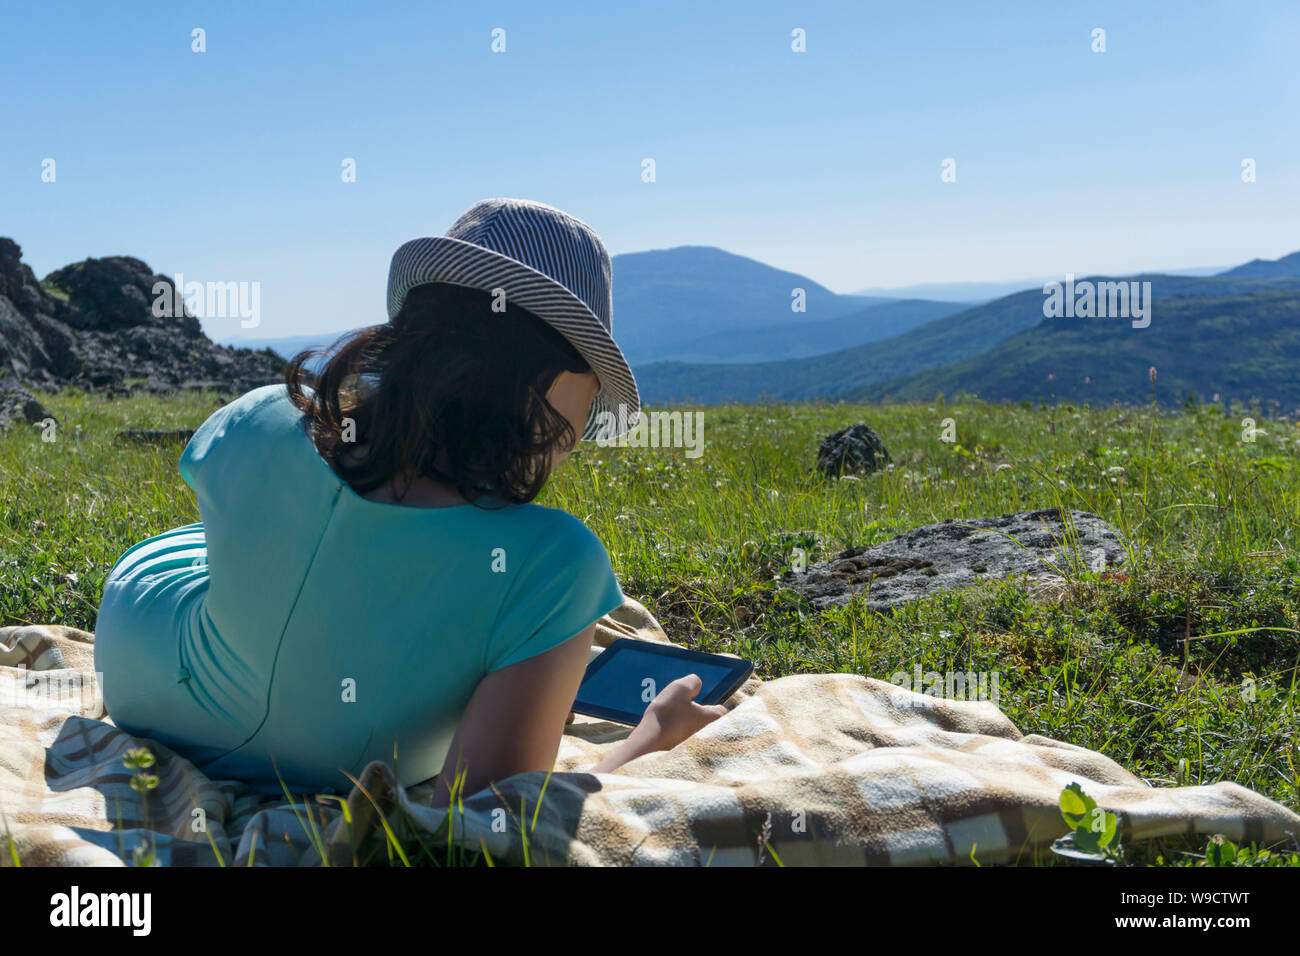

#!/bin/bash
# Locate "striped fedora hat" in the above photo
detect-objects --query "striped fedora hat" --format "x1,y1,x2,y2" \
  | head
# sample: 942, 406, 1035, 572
386, 198, 640, 441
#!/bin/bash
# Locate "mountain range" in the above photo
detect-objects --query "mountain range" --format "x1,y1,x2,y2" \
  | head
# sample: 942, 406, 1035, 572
1218, 251, 1300, 279
851, 290, 1300, 408
606, 246, 882, 362
635, 267, 1300, 405
191, 245, 1300, 411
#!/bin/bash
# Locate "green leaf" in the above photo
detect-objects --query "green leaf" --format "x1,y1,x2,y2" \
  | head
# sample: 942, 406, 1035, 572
1088, 806, 1119, 849
1050, 833, 1109, 864
1072, 824, 1103, 854
1205, 835, 1238, 867
129, 773, 159, 793
1059, 782, 1097, 830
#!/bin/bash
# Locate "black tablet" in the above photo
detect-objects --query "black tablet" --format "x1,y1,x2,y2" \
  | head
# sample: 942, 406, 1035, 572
571, 638, 754, 726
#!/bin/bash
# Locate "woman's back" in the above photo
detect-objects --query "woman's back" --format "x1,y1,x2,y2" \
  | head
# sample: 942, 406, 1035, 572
89, 198, 711, 803
94, 384, 623, 794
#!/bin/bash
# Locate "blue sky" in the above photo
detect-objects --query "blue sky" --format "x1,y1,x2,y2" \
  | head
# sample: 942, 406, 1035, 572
3, 0, 1297, 341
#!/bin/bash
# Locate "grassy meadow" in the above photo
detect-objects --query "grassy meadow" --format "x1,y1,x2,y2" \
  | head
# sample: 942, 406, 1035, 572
2, 387, 1299, 866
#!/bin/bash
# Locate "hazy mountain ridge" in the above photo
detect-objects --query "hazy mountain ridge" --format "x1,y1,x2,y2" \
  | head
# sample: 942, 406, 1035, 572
635, 270, 1300, 404
651, 298, 971, 364
1217, 250, 1300, 279
606, 246, 883, 362
221, 244, 1300, 409
851, 291, 1300, 409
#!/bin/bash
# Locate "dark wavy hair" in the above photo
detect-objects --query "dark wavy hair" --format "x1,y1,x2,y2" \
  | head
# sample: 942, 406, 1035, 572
284, 282, 592, 506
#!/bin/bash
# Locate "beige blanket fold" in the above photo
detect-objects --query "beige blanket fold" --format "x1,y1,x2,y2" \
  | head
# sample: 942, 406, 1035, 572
2, 598, 1296, 867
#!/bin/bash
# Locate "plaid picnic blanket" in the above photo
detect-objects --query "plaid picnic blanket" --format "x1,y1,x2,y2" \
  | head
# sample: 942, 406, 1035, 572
2, 597, 1297, 866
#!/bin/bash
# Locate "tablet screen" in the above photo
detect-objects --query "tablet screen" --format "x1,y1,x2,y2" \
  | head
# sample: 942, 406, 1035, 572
578, 648, 737, 712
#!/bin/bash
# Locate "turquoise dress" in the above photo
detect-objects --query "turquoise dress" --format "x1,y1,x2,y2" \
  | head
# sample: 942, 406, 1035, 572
93, 384, 624, 795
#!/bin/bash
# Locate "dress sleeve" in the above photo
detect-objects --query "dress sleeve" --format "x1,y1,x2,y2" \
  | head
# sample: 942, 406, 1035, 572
178, 385, 286, 492
178, 404, 232, 491
484, 516, 625, 674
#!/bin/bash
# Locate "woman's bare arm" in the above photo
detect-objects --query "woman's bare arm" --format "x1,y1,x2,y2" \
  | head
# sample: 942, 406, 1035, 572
431, 623, 596, 808
431, 628, 729, 808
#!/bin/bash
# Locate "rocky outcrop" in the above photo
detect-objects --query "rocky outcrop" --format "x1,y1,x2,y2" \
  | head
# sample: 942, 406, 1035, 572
0, 380, 57, 431
44, 255, 200, 335
0, 237, 283, 396
782, 508, 1127, 610
0, 238, 82, 383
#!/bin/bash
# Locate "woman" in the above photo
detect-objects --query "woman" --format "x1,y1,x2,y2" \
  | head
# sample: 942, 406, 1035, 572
94, 198, 727, 805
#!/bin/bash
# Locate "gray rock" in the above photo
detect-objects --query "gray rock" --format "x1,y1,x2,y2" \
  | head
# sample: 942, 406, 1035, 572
815, 424, 890, 478
782, 508, 1127, 610
0, 380, 57, 430
115, 428, 196, 445
0, 237, 283, 397
43, 254, 200, 335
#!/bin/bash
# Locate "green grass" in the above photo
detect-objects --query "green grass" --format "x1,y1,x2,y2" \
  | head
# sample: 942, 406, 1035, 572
38, 280, 70, 303
3, 388, 1298, 866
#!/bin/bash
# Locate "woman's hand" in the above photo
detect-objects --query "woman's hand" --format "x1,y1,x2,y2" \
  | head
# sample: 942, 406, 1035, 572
630, 674, 729, 753
587, 674, 730, 775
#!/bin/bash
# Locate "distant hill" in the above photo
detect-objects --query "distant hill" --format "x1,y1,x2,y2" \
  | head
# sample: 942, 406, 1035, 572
636, 273, 1300, 404
219, 246, 1300, 403
1217, 251, 1300, 279
850, 291, 1300, 408
609, 246, 881, 362
652, 298, 970, 364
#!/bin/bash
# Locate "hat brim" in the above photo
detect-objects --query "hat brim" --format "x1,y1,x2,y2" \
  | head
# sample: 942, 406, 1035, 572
387, 235, 640, 442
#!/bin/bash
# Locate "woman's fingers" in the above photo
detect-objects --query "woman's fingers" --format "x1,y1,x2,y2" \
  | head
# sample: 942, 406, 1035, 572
675, 673, 703, 695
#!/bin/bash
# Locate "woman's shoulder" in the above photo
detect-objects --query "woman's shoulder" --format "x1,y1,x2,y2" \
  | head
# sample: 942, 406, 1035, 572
189, 384, 296, 436
229, 383, 298, 418
508, 501, 597, 533
209, 384, 306, 434
179, 384, 303, 487
505, 503, 611, 560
